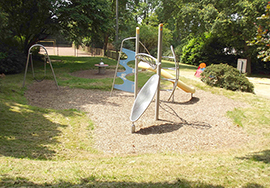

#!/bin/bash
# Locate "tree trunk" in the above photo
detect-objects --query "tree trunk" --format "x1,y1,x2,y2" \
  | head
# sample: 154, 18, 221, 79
244, 43, 252, 75
246, 56, 252, 75
103, 34, 109, 56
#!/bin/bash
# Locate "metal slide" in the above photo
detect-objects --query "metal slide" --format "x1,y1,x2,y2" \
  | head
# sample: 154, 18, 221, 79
138, 61, 195, 94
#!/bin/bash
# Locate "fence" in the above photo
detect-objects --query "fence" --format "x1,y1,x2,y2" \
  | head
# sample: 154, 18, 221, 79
71, 44, 121, 59
106, 50, 119, 60
77, 45, 104, 56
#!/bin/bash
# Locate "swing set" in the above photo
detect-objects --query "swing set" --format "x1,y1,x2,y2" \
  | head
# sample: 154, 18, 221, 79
22, 44, 58, 89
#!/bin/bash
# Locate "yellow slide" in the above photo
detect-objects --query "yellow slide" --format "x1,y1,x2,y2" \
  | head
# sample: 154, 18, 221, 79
138, 62, 195, 94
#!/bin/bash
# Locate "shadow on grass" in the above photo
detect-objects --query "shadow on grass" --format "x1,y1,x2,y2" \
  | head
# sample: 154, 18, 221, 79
0, 175, 226, 188
242, 183, 265, 188
237, 150, 270, 164
50, 56, 117, 70
0, 101, 70, 160
50, 55, 103, 62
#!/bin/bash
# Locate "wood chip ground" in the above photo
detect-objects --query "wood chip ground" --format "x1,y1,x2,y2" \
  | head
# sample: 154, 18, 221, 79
25, 69, 252, 155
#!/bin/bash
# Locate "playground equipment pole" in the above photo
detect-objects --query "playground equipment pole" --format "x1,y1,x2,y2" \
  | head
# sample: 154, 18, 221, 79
155, 23, 163, 120
135, 27, 139, 98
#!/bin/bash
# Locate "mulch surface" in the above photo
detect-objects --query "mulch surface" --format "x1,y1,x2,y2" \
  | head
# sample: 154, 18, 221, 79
25, 70, 252, 155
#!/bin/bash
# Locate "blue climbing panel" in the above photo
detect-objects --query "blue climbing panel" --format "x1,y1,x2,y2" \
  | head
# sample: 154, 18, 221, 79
114, 48, 135, 93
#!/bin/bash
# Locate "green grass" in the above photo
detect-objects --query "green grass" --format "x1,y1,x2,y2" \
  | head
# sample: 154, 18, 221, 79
50, 56, 117, 72
1, 56, 270, 187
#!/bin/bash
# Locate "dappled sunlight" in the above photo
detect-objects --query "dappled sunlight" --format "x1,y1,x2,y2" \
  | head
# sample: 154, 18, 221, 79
7, 102, 34, 114
1, 96, 96, 160
0, 101, 68, 160
2, 135, 16, 140
43, 112, 69, 125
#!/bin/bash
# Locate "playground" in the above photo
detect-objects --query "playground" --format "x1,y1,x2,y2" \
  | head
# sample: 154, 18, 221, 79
1, 2, 270, 186
23, 26, 266, 154
25, 78, 250, 155
2, 42, 270, 187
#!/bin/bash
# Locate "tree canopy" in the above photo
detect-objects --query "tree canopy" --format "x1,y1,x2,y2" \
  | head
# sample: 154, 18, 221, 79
157, 0, 268, 73
0, 0, 112, 53
0, 0, 58, 53
57, 0, 113, 48
248, 1, 270, 62
0, 0, 270, 74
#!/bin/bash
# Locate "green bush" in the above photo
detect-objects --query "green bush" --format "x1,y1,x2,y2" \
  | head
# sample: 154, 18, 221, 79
181, 36, 203, 65
180, 33, 240, 67
0, 45, 25, 74
200, 64, 254, 93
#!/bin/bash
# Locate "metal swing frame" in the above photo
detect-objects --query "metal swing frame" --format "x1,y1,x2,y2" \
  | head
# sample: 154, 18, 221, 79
22, 44, 58, 89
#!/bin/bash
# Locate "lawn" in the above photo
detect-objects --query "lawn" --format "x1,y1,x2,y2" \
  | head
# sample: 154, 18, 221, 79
0, 56, 269, 187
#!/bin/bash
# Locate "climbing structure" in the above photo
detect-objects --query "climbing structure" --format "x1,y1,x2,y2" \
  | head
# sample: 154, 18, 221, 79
113, 48, 135, 93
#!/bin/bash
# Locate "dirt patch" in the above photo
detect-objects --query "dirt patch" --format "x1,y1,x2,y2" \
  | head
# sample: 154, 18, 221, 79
25, 78, 252, 155
70, 69, 120, 79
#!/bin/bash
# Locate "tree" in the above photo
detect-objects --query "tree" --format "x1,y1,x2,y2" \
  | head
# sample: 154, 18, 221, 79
112, 0, 161, 50
0, 10, 25, 74
139, 24, 172, 56
57, 0, 113, 52
0, 0, 113, 54
210, 0, 267, 74
0, 10, 11, 41
248, 2, 270, 62
181, 32, 240, 66
0, 0, 58, 54
158, 0, 268, 74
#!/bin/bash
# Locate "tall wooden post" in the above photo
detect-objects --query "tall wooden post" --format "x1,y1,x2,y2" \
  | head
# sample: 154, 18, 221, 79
135, 27, 139, 98
115, 0, 119, 57
155, 23, 163, 120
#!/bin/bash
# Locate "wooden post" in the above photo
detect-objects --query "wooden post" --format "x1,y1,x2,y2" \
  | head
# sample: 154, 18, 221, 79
155, 23, 163, 120
135, 27, 139, 98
